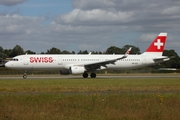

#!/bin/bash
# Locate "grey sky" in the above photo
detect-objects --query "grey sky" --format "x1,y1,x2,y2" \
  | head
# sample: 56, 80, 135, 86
0, 0, 180, 54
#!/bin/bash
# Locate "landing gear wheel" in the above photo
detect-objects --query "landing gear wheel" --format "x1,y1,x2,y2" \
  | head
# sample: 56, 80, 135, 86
90, 73, 96, 78
83, 72, 88, 78
23, 74, 27, 79
23, 71, 27, 79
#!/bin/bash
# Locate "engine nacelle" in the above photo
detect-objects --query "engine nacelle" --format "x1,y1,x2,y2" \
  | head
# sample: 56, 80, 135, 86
60, 70, 70, 75
69, 66, 85, 74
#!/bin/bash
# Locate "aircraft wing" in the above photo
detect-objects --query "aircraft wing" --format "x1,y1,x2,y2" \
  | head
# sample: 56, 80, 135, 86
83, 47, 132, 71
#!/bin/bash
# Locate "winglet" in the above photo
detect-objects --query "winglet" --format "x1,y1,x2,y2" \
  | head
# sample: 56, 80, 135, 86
117, 47, 132, 60
88, 52, 92, 55
125, 47, 132, 56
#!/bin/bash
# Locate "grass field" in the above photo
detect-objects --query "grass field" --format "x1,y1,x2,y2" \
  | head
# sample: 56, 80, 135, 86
0, 77, 180, 120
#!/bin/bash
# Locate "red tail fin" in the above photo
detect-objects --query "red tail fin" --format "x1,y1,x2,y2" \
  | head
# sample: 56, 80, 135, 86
146, 33, 167, 52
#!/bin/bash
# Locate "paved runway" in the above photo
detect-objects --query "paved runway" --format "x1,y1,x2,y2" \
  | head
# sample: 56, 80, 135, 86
1, 75, 180, 79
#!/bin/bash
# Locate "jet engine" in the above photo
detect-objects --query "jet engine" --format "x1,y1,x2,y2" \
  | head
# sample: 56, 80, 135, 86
69, 66, 85, 74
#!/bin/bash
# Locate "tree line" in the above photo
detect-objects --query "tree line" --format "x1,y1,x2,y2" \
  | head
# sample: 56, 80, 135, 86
0, 45, 141, 58
0, 45, 180, 68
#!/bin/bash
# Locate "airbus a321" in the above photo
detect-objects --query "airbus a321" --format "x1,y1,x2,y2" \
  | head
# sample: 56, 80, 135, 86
5, 33, 170, 79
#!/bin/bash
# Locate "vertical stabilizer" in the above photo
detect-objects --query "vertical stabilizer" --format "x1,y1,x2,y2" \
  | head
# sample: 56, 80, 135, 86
143, 33, 167, 56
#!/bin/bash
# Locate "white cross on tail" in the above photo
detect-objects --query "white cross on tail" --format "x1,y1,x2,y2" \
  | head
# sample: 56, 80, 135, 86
154, 39, 163, 49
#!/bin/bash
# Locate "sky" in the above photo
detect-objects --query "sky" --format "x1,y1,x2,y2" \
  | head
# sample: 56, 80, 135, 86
0, 0, 180, 54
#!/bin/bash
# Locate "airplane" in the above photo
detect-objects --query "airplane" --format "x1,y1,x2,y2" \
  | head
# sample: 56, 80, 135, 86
5, 33, 170, 79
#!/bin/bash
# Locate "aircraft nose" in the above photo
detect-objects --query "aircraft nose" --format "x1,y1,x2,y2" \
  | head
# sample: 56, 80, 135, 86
5, 62, 13, 68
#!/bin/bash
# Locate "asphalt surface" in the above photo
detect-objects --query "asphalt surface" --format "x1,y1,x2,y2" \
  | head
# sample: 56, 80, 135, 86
1, 75, 180, 79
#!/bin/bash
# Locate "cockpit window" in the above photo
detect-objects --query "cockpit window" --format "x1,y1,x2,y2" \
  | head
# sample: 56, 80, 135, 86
14, 59, 18, 61
10, 59, 19, 61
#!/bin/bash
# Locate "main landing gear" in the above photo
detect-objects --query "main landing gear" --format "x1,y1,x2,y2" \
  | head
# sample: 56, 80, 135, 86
83, 72, 96, 78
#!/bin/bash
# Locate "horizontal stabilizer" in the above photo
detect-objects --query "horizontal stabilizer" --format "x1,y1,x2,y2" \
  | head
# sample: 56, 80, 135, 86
153, 57, 168, 60
153, 56, 172, 63
159, 68, 178, 71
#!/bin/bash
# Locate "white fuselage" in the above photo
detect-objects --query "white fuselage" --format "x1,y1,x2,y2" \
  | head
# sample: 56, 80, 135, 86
5, 54, 161, 71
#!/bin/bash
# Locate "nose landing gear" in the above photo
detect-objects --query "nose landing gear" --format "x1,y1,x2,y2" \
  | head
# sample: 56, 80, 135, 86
23, 71, 27, 79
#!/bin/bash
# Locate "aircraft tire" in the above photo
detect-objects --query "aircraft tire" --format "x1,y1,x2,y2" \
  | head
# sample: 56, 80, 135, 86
83, 72, 88, 78
23, 75, 27, 79
90, 73, 96, 78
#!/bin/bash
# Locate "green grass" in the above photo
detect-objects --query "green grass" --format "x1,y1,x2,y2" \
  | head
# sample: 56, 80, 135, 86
0, 78, 180, 93
0, 77, 180, 120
